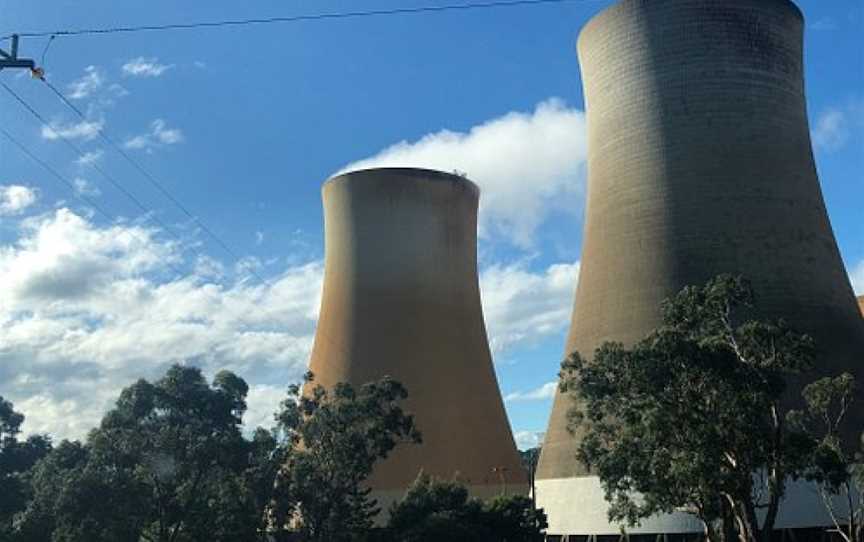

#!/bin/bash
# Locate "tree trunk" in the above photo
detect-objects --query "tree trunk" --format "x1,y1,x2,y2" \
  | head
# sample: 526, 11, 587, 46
761, 481, 782, 542
730, 499, 760, 542
721, 500, 739, 542
704, 518, 721, 542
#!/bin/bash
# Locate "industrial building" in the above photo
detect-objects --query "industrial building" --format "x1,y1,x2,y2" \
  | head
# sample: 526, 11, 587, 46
536, 0, 864, 536
306, 167, 527, 512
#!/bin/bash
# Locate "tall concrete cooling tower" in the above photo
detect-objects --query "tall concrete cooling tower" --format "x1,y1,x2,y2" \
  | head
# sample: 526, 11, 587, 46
308, 167, 527, 509
536, 0, 864, 536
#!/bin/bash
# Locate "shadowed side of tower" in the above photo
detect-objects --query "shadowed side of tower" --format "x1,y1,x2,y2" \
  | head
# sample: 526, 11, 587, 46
536, 0, 864, 535
307, 167, 526, 509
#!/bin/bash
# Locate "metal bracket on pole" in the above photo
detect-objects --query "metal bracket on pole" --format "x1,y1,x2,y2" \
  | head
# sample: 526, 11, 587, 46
0, 35, 36, 72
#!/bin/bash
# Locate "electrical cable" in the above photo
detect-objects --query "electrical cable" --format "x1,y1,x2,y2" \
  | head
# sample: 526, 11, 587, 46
39, 35, 56, 69
0, 124, 190, 280
38, 77, 272, 288
1, 0, 588, 40
1, 81, 211, 279
1, 0, 607, 285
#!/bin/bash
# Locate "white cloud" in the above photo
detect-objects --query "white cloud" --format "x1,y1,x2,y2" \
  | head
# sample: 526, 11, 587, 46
0, 206, 581, 440
152, 120, 183, 144
480, 260, 578, 353
73, 178, 101, 197
812, 109, 850, 152
504, 381, 557, 402
0, 208, 322, 440
41, 119, 104, 141
810, 17, 837, 31
67, 66, 104, 99
75, 150, 104, 166
124, 135, 149, 150
851, 260, 864, 296
108, 83, 130, 99
59, 67, 127, 115
340, 98, 587, 247
0, 185, 38, 215
1, 209, 175, 306
255, 231, 265, 245
15, 390, 117, 438
245, 384, 287, 431
235, 255, 263, 277
513, 430, 545, 450
194, 255, 225, 280
122, 57, 174, 78
124, 119, 184, 151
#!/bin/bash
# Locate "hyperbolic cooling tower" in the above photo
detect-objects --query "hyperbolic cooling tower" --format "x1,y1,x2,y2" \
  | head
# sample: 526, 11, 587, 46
537, 0, 864, 535
307, 167, 527, 508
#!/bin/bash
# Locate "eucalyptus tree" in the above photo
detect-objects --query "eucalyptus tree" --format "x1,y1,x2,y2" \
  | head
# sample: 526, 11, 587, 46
564, 275, 820, 542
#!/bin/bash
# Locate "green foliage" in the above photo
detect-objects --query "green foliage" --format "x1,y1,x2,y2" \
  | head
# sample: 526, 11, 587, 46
0, 398, 24, 442
387, 475, 490, 542
244, 426, 289, 537
16, 440, 146, 542
5, 368, 539, 542
16, 365, 267, 542
789, 374, 862, 542
273, 373, 421, 542
563, 275, 818, 542
518, 447, 540, 473
519, 447, 541, 506
0, 396, 51, 541
483, 493, 548, 541
790, 374, 856, 488
385, 474, 546, 542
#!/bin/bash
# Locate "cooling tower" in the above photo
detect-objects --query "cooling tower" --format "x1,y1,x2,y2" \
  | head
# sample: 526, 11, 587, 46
307, 167, 527, 510
858, 296, 864, 316
537, 0, 864, 535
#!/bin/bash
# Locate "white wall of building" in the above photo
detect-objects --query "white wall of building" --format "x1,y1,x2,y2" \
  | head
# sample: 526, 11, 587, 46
537, 476, 861, 536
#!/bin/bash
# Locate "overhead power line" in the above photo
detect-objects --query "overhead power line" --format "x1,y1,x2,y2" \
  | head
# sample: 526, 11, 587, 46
2, 80, 272, 287
2, 82, 172, 229
0, 81, 217, 281
37, 78, 269, 287
1, 0, 585, 39
0, 124, 189, 280
0, 124, 113, 225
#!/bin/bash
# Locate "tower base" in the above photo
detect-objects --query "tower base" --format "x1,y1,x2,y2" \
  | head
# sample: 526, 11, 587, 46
536, 476, 860, 536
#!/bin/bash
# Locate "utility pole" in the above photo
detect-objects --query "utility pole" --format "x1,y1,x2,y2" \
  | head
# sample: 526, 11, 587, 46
0, 35, 37, 73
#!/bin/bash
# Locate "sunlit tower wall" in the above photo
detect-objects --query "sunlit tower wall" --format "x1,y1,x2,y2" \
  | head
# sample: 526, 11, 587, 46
536, 0, 864, 536
307, 167, 527, 510
858, 296, 864, 317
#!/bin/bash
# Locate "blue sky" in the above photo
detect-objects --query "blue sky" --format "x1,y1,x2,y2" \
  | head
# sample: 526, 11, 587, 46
1, 0, 862, 448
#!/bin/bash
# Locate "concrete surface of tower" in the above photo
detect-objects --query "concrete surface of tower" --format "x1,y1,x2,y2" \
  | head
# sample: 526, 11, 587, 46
307, 167, 527, 513
536, 0, 864, 536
